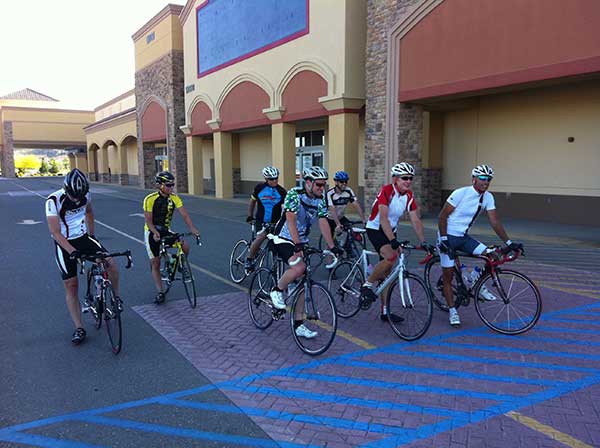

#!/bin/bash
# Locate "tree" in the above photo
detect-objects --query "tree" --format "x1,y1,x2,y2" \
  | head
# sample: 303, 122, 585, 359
62, 158, 70, 170
39, 159, 49, 175
15, 154, 40, 175
49, 159, 60, 175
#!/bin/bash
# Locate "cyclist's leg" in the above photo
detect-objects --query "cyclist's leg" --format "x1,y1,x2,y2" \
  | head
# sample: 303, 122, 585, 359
364, 229, 395, 285
248, 225, 267, 259
269, 242, 304, 310
55, 240, 85, 339
462, 236, 496, 300
85, 234, 121, 297
145, 229, 164, 295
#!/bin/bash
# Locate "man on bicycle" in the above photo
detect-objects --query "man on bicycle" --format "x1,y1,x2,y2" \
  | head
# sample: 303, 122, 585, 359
269, 166, 341, 338
143, 171, 200, 304
360, 162, 434, 322
244, 166, 287, 271
325, 170, 366, 240
45, 168, 121, 345
437, 164, 523, 327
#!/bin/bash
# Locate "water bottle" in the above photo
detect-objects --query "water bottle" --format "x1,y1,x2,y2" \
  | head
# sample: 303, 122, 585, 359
460, 264, 471, 286
469, 266, 482, 285
169, 254, 177, 271
93, 274, 103, 298
366, 264, 374, 276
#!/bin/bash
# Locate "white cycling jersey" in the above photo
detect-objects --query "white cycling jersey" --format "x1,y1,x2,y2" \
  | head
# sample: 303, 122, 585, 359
45, 189, 90, 239
446, 186, 495, 236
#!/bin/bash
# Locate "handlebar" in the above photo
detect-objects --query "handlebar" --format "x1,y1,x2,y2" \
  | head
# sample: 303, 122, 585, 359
159, 232, 201, 246
288, 246, 338, 269
77, 250, 133, 273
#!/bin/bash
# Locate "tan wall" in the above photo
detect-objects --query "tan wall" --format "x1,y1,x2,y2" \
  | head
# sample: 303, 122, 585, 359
135, 15, 183, 72
125, 141, 139, 176
86, 116, 137, 150
202, 140, 214, 179
107, 145, 119, 173
239, 130, 271, 182
182, 0, 366, 119
95, 93, 136, 121
442, 81, 600, 197
1, 108, 93, 144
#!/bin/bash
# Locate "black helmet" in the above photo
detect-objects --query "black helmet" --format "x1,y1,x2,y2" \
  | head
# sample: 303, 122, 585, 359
155, 171, 175, 185
63, 168, 89, 199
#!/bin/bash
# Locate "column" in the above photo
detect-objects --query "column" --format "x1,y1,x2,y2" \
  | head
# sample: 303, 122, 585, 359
75, 153, 88, 174
213, 131, 233, 198
1, 121, 16, 178
328, 112, 360, 192
186, 135, 204, 195
99, 146, 109, 183
117, 143, 129, 185
271, 122, 296, 190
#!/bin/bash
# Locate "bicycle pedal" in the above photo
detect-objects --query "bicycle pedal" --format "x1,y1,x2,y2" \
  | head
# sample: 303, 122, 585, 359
360, 296, 374, 310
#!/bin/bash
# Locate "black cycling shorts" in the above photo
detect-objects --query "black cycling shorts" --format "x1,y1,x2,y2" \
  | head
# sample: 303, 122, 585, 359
145, 228, 178, 259
54, 234, 108, 280
366, 228, 396, 255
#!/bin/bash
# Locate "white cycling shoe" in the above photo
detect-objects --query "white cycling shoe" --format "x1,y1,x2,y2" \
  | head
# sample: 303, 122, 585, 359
269, 289, 286, 309
449, 309, 461, 327
295, 324, 318, 339
478, 286, 497, 301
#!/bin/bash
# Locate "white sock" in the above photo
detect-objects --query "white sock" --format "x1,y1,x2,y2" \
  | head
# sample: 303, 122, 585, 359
363, 281, 373, 288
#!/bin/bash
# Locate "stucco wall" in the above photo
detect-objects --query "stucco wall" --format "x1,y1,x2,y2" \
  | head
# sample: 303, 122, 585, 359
95, 93, 136, 122
239, 130, 272, 182
135, 15, 183, 72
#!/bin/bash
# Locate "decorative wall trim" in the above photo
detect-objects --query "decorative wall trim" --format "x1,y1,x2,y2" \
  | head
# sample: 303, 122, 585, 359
215, 72, 274, 116
275, 59, 336, 108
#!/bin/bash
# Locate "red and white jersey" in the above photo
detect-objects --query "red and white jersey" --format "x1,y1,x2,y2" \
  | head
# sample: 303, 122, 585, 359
366, 184, 417, 231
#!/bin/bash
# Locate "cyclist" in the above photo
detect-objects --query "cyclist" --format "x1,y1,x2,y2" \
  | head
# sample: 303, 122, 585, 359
269, 166, 341, 338
325, 170, 366, 240
437, 164, 523, 327
45, 168, 121, 345
244, 166, 287, 271
143, 171, 200, 304
360, 162, 434, 322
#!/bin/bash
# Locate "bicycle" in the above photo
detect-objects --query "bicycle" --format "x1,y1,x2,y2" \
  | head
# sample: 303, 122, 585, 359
423, 246, 542, 334
159, 232, 201, 308
80, 250, 132, 354
229, 222, 275, 283
318, 220, 367, 260
248, 239, 338, 356
327, 241, 433, 341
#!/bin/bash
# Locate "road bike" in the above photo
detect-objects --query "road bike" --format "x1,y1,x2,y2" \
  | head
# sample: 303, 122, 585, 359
423, 246, 542, 334
248, 240, 338, 356
229, 222, 275, 283
318, 220, 367, 261
327, 241, 433, 341
80, 250, 132, 354
159, 232, 201, 308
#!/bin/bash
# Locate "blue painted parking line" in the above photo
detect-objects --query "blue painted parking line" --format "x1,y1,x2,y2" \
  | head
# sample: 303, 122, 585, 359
0, 431, 103, 448
542, 316, 600, 326
516, 325, 600, 335
466, 332, 600, 348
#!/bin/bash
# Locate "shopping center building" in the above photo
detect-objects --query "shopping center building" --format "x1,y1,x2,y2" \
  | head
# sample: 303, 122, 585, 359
2, 0, 599, 225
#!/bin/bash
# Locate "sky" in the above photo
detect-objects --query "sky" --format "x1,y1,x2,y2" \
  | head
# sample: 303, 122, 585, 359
0, 0, 182, 110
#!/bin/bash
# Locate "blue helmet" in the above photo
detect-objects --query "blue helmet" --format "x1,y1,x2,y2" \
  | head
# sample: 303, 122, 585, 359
333, 170, 349, 182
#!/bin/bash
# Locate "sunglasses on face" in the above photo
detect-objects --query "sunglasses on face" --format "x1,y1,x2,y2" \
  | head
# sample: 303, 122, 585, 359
337, 180, 348, 184
477, 176, 492, 182
400, 176, 413, 181
314, 182, 327, 188
163, 183, 175, 187
266, 177, 278, 181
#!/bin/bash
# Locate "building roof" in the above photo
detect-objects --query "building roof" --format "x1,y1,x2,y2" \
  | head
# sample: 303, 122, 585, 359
0, 88, 59, 102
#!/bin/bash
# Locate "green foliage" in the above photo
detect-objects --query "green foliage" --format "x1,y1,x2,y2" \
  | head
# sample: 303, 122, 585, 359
39, 159, 49, 175
49, 159, 60, 174
14, 154, 40, 171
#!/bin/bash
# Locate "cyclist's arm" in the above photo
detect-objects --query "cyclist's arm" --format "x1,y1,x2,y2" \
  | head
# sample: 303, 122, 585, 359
144, 211, 161, 239
285, 211, 301, 244
487, 209, 510, 243
177, 206, 200, 236
438, 202, 455, 236
247, 197, 256, 219
378, 204, 396, 242
328, 205, 342, 227
408, 209, 426, 243
85, 201, 95, 236
319, 217, 336, 249
46, 215, 76, 254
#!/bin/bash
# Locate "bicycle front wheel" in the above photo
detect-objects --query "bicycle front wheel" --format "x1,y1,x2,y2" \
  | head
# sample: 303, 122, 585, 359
160, 252, 173, 295
423, 256, 450, 312
475, 269, 542, 335
290, 282, 337, 356
327, 261, 363, 318
180, 254, 197, 308
103, 283, 122, 354
229, 239, 250, 283
386, 273, 433, 341
248, 268, 275, 329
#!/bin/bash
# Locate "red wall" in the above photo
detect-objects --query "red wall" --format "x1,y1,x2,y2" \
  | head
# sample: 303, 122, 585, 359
282, 70, 328, 122
141, 101, 166, 142
398, 0, 600, 101
191, 101, 212, 136
219, 81, 270, 131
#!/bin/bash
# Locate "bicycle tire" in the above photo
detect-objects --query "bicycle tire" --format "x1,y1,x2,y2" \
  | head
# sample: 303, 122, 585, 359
229, 239, 250, 283
86, 270, 103, 329
258, 246, 275, 270
103, 283, 122, 354
180, 254, 197, 308
474, 269, 542, 335
290, 282, 337, 356
327, 261, 363, 318
386, 273, 433, 341
248, 268, 276, 329
160, 252, 173, 295
423, 256, 450, 312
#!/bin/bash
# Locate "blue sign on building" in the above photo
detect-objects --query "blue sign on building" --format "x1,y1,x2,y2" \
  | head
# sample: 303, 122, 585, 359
196, 0, 309, 77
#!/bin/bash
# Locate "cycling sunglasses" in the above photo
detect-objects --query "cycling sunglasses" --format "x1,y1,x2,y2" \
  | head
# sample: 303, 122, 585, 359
266, 177, 278, 181
400, 176, 413, 181
314, 182, 327, 188
477, 175, 492, 182
163, 183, 175, 187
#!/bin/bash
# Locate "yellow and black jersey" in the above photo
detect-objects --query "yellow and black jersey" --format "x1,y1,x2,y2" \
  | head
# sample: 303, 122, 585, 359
143, 192, 183, 231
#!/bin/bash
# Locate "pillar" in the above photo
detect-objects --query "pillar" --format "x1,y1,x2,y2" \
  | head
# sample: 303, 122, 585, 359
328, 112, 360, 193
117, 143, 129, 185
99, 146, 109, 183
271, 122, 296, 190
213, 131, 233, 198
1, 121, 16, 178
186, 135, 204, 195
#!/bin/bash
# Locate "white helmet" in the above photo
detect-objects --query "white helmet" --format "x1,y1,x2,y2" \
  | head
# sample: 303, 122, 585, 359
302, 166, 328, 180
261, 166, 279, 179
471, 164, 494, 178
390, 162, 415, 177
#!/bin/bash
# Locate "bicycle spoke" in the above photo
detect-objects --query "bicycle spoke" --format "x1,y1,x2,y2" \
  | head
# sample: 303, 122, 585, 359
229, 240, 250, 283
386, 274, 433, 341
328, 261, 362, 318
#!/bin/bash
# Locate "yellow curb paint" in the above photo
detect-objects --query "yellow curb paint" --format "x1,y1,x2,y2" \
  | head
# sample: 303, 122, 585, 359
535, 281, 600, 300
506, 412, 594, 448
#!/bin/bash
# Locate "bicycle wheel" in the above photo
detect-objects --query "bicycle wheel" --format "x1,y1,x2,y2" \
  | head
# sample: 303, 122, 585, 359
474, 269, 542, 335
386, 273, 433, 341
160, 252, 173, 295
103, 283, 122, 354
327, 261, 363, 318
290, 282, 337, 356
86, 271, 103, 329
258, 246, 275, 270
180, 254, 197, 308
229, 239, 250, 283
423, 256, 450, 312
248, 268, 275, 329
